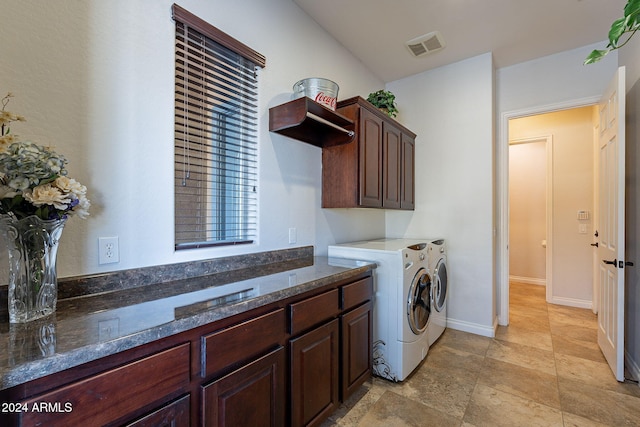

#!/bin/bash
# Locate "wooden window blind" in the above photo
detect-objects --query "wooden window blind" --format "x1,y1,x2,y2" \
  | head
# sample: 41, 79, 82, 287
172, 4, 265, 250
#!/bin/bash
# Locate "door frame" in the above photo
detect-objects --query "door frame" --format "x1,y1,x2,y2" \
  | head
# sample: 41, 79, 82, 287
497, 96, 600, 326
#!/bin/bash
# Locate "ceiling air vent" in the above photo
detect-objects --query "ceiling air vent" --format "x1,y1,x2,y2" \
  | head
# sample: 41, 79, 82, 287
406, 31, 445, 57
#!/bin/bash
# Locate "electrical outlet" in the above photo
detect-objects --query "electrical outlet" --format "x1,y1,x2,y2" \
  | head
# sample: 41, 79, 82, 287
98, 236, 120, 264
288, 228, 297, 244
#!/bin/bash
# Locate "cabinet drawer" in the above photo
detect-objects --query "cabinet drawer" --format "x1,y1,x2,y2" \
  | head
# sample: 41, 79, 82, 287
201, 308, 285, 378
340, 277, 373, 311
20, 343, 190, 427
289, 289, 339, 336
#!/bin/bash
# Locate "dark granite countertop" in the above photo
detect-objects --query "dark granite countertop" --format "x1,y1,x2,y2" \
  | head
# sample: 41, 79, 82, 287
0, 254, 374, 391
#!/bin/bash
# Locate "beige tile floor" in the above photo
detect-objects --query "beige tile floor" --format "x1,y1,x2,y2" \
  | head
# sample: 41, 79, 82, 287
321, 282, 640, 426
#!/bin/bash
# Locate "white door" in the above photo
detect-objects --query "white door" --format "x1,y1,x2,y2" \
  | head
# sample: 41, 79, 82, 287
597, 66, 626, 382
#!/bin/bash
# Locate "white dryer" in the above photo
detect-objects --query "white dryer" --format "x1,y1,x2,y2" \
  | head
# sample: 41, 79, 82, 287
427, 239, 448, 346
328, 238, 432, 382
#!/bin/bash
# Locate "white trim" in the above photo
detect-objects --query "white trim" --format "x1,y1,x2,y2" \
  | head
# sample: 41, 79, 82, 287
592, 120, 600, 315
447, 317, 496, 338
509, 275, 546, 286
548, 296, 592, 309
497, 95, 600, 327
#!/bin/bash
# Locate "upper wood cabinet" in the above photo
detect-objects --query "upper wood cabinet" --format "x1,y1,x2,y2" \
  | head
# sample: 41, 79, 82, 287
400, 132, 415, 210
322, 96, 416, 210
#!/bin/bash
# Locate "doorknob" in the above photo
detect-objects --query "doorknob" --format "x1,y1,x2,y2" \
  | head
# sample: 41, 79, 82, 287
603, 259, 617, 265
591, 243, 599, 247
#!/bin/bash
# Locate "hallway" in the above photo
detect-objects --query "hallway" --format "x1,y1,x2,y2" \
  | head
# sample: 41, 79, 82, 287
321, 282, 640, 426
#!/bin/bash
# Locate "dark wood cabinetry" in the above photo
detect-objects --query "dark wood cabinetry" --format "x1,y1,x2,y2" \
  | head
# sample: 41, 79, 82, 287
16, 343, 191, 427
340, 301, 373, 400
322, 96, 416, 210
2, 272, 373, 427
400, 132, 415, 209
201, 347, 285, 427
269, 97, 355, 148
383, 120, 402, 208
289, 277, 373, 427
290, 319, 340, 427
339, 278, 373, 400
126, 395, 190, 427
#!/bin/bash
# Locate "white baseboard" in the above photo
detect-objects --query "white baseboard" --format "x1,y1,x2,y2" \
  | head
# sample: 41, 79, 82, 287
446, 317, 496, 338
509, 275, 546, 286
548, 295, 592, 310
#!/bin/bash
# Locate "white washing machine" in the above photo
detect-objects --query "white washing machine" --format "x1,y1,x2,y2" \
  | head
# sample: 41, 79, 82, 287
328, 238, 432, 382
427, 239, 448, 346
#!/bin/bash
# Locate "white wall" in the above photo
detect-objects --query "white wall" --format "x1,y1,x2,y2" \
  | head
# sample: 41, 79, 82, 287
618, 35, 640, 380
509, 140, 547, 282
497, 42, 619, 113
385, 53, 496, 337
0, 0, 385, 277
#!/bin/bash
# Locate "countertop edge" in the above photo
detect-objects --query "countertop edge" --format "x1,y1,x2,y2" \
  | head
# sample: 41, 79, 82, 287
1, 261, 374, 391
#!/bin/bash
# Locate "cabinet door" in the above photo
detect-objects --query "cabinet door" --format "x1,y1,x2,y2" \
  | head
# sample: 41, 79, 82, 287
290, 319, 339, 427
126, 395, 190, 427
358, 108, 383, 207
341, 301, 373, 400
202, 347, 285, 427
383, 122, 402, 208
401, 132, 415, 210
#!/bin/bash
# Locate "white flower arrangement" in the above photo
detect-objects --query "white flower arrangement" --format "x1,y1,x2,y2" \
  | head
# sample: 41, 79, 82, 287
0, 93, 90, 221
0, 92, 25, 151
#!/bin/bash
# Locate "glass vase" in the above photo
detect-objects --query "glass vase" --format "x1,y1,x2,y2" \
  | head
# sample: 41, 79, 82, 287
0, 214, 67, 323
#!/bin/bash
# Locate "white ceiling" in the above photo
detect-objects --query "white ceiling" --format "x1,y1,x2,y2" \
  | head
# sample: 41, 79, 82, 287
293, 0, 625, 82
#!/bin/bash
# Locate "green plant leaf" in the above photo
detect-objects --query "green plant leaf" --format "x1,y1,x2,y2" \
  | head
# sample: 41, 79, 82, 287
624, 0, 640, 19
609, 17, 628, 46
584, 49, 609, 65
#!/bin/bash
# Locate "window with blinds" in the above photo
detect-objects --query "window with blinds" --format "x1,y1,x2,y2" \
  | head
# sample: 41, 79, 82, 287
172, 5, 265, 250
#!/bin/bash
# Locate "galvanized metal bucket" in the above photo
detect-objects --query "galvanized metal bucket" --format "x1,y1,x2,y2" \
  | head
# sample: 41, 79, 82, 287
293, 78, 339, 110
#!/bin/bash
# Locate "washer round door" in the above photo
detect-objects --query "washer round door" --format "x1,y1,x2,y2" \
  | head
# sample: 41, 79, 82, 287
407, 268, 432, 334
433, 259, 448, 312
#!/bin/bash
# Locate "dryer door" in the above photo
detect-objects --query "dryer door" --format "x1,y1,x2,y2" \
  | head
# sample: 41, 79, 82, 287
433, 259, 448, 312
407, 268, 431, 334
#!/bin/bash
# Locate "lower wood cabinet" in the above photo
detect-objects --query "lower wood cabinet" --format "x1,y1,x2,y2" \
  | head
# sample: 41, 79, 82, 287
126, 395, 190, 427
17, 343, 190, 427
341, 301, 373, 400
201, 347, 285, 427
2, 272, 373, 427
290, 276, 373, 427
290, 319, 340, 427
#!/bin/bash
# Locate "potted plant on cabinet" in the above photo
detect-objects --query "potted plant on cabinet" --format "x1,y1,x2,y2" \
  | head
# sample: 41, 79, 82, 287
367, 90, 398, 118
